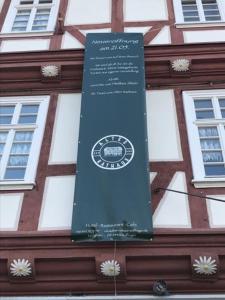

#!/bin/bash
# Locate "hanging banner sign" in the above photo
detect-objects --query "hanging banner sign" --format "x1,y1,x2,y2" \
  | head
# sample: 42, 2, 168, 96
71, 33, 153, 241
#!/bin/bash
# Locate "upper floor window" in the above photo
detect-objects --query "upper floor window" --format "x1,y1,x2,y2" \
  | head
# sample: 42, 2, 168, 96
173, 0, 225, 24
1, 0, 59, 34
0, 96, 49, 190
183, 90, 225, 188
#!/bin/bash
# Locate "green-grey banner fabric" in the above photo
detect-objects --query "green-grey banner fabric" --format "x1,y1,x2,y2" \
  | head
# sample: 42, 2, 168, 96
72, 33, 152, 241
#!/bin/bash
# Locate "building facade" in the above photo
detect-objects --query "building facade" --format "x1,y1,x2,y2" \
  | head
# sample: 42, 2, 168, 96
1, 0, 225, 298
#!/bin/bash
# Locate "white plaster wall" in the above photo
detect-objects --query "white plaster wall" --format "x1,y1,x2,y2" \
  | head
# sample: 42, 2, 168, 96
124, 27, 152, 35
0, 194, 23, 231
61, 32, 84, 49
150, 172, 157, 184
49, 93, 81, 164
207, 196, 225, 227
124, 0, 168, 21
146, 90, 183, 161
0, 39, 50, 52
0, 0, 3, 12
65, 0, 111, 25
184, 30, 225, 44
38, 176, 75, 230
150, 26, 171, 45
80, 28, 111, 36
153, 172, 191, 228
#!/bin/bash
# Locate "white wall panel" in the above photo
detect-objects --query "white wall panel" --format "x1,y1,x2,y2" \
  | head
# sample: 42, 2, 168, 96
80, 28, 111, 35
153, 172, 191, 228
207, 196, 225, 227
146, 90, 183, 161
124, 0, 168, 21
65, 0, 111, 25
38, 176, 75, 230
150, 172, 157, 184
0, 39, 50, 52
49, 94, 81, 164
61, 32, 84, 49
0, 194, 23, 231
184, 30, 225, 44
150, 26, 171, 45
0, 0, 3, 12
124, 27, 152, 35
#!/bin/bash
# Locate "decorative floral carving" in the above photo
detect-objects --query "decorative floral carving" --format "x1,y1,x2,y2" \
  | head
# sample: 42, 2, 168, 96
100, 260, 120, 277
171, 58, 190, 72
10, 259, 32, 277
41, 65, 59, 77
193, 256, 217, 275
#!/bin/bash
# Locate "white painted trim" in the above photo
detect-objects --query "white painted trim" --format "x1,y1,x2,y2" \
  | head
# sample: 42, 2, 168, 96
0, 182, 35, 191
192, 178, 225, 188
175, 22, 225, 28
0, 31, 54, 38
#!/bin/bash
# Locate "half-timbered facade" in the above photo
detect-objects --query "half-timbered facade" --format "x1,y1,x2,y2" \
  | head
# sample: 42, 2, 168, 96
1, 0, 225, 298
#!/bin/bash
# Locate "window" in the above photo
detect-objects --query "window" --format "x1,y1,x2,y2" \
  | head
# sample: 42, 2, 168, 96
173, 0, 225, 24
0, 96, 49, 190
183, 90, 225, 187
1, 0, 59, 34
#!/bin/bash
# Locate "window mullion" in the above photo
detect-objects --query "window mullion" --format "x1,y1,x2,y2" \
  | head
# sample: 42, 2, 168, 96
196, 0, 205, 21
217, 0, 225, 21
212, 96, 221, 119
13, 103, 21, 124
46, 3, 55, 31
27, 6, 37, 31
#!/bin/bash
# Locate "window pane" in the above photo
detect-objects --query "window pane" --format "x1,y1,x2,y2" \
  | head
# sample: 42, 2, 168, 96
4, 168, 26, 180
219, 99, 225, 107
198, 127, 218, 137
181, 0, 200, 22
39, 0, 52, 3
194, 99, 213, 108
221, 110, 225, 118
0, 132, 8, 157
202, 151, 223, 162
20, 1, 34, 4
18, 115, 37, 124
205, 165, 225, 176
0, 106, 15, 114
21, 104, 39, 114
12, 9, 31, 32
11, 143, 31, 154
14, 131, 33, 141
0, 143, 5, 154
0, 132, 8, 142
202, 0, 221, 21
196, 110, 214, 119
32, 8, 50, 31
200, 139, 221, 150
8, 155, 29, 166
0, 116, 13, 124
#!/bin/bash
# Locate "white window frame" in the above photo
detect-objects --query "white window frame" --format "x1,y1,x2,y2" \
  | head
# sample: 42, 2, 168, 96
183, 89, 225, 188
173, 0, 225, 27
1, 0, 60, 34
0, 95, 49, 190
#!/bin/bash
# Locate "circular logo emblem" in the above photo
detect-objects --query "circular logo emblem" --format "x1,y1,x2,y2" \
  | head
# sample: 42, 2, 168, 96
91, 135, 134, 170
